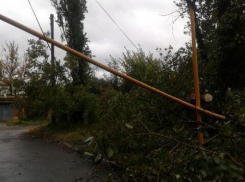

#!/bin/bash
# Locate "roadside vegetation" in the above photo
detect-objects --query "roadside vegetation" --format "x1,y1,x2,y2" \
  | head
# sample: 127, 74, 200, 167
0, 0, 245, 181
7, 118, 49, 127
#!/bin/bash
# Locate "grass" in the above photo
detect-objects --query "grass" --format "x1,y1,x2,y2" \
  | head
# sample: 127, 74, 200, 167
53, 131, 85, 144
28, 123, 92, 146
7, 117, 49, 127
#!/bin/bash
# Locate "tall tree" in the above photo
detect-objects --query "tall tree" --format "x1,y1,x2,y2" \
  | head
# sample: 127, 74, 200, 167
51, 0, 91, 85
15, 38, 68, 120
175, 0, 211, 62
0, 41, 28, 96
216, 0, 245, 89
0, 59, 3, 92
0, 59, 2, 79
174, 0, 245, 90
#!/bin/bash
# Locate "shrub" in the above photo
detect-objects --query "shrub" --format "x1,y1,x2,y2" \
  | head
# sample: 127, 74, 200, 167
52, 85, 98, 126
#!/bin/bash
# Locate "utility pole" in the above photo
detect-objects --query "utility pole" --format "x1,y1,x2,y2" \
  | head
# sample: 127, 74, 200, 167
50, 14, 56, 124
190, 8, 204, 144
50, 14, 55, 87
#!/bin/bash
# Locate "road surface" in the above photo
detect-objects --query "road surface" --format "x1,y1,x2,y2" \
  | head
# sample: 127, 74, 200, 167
0, 123, 96, 182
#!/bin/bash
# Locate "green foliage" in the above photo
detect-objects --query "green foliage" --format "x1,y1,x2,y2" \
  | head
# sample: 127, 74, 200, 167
51, 0, 91, 85
13, 39, 50, 120
0, 41, 27, 96
120, 50, 163, 92
110, 46, 194, 100
13, 38, 66, 120
52, 85, 98, 126
216, 0, 245, 89
175, 0, 245, 90
85, 87, 245, 181
81, 49, 245, 181
48, 0, 94, 125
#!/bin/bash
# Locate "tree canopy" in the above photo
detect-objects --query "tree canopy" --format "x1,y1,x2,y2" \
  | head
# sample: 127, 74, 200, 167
51, 0, 92, 85
175, 0, 245, 90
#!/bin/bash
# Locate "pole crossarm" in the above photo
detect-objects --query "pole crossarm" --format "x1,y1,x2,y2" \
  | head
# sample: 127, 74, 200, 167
0, 14, 226, 120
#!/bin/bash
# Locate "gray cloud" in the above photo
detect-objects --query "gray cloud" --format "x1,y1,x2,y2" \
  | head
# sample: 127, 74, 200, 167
0, 0, 190, 73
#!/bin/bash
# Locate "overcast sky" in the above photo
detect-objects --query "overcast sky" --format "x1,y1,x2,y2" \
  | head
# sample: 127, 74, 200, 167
0, 0, 190, 77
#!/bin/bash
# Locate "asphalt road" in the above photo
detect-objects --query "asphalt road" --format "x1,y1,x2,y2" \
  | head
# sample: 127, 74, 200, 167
0, 123, 95, 182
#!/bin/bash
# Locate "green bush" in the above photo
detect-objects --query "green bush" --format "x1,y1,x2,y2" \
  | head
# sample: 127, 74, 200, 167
82, 49, 245, 181
52, 85, 98, 126
84, 87, 245, 181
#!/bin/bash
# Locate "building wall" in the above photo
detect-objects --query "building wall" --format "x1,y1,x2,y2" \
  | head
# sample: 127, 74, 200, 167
0, 102, 14, 122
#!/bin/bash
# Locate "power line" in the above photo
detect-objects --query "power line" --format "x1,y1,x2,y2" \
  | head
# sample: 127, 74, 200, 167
27, 0, 52, 51
95, 0, 139, 51
27, 0, 61, 86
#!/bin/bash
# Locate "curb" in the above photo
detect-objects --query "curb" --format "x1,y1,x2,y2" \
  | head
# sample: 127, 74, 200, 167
52, 139, 94, 158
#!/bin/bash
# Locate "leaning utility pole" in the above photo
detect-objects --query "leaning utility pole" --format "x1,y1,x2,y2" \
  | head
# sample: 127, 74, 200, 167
0, 14, 226, 120
50, 14, 56, 124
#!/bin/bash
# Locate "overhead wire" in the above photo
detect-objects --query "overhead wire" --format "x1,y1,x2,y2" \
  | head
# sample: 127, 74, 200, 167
95, 0, 139, 51
27, 0, 52, 51
29, 0, 139, 52
27, 0, 61, 86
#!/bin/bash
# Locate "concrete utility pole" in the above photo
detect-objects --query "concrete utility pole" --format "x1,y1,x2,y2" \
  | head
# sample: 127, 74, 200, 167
50, 14, 56, 124
50, 14, 55, 87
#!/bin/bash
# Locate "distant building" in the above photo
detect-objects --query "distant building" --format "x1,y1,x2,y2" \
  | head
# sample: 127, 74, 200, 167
0, 96, 17, 122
